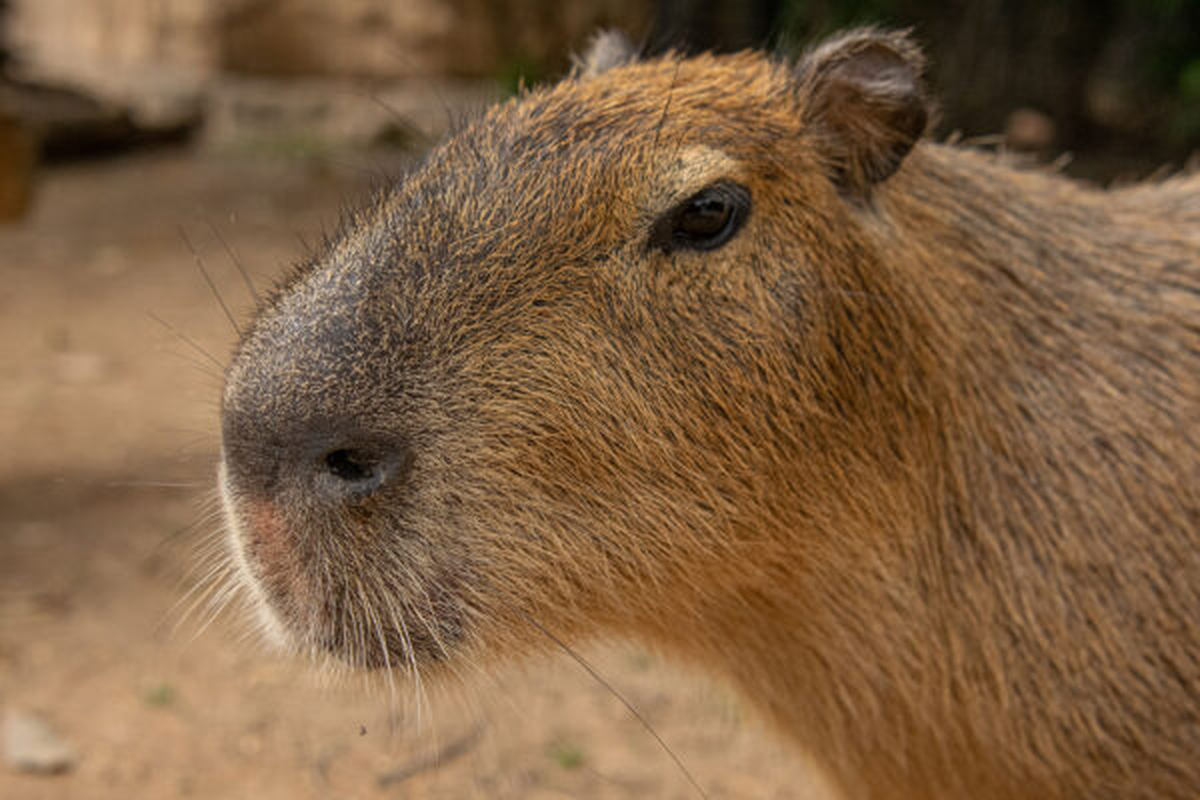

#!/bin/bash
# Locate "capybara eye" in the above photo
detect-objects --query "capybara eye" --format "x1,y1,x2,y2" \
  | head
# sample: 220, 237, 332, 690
650, 181, 751, 254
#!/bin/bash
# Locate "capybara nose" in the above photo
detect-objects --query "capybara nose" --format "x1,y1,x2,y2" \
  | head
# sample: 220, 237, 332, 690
222, 404, 413, 501
313, 440, 410, 500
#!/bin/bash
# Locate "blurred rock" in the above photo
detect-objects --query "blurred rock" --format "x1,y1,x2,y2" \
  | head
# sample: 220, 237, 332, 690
1005, 108, 1056, 153
0, 79, 192, 160
3, 708, 76, 775
4, 0, 650, 154
7, 0, 211, 137
9, 0, 650, 84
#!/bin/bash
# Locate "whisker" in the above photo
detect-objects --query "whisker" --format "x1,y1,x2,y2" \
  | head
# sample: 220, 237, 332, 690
166, 347, 226, 382
295, 231, 313, 256
191, 570, 245, 641
147, 311, 226, 372
652, 58, 682, 152
168, 553, 237, 639
382, 598, 421, 722
143, 508, 225, 568
360, 90, 435, 152
523, 614, 709, 800
378, 44, 462, 139
179, 225, 241, 336
207, 220, 261, 306
359, 580, 401, 729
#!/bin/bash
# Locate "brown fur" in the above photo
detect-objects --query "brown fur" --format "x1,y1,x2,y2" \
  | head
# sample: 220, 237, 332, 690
219, 29, 1200, 800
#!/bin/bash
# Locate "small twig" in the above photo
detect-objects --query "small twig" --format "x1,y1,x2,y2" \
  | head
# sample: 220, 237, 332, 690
375, 724, 484, 788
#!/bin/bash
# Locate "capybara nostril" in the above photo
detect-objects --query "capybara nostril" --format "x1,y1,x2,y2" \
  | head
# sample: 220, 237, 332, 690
324, 448, 378, 482
316, 445, 399, 498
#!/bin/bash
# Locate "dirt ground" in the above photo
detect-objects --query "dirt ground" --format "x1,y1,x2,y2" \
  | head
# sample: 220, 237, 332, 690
0, 149, 835, 799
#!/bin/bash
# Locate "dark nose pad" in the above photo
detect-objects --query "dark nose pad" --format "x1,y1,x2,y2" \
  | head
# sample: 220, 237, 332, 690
314, 443, 409, 499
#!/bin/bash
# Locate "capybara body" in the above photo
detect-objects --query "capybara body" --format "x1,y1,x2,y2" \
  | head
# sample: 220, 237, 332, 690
218, 29, 1200, 800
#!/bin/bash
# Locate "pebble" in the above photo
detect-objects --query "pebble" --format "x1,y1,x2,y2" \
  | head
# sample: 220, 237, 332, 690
3, 708, 76, 775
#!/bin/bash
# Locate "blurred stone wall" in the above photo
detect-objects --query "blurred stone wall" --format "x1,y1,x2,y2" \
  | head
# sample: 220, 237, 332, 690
8, 0, 214, 128
3, 0, 651, 146
7, 0, 653, 82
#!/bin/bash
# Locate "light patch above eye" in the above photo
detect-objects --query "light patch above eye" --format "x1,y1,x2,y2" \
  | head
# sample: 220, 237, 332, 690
644, 145, 744, 220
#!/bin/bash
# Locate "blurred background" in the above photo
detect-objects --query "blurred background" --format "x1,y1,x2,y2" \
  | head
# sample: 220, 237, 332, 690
0, 2, 1196, 799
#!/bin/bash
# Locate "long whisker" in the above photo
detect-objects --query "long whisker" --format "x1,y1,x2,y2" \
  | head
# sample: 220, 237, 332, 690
207, 220, 261, 306
179, 226, 241, 336
652, 58, 682, 152
382, 598, 430, 733
521, 614, 709, 799
147, 311, 226, 372
360, 581, 402, 729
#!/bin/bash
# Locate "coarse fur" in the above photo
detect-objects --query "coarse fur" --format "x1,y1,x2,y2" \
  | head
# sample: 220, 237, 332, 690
218, 28, 1200, 800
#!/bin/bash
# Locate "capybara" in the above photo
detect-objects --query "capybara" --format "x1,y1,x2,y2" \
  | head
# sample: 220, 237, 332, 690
218, 28, 1200, 800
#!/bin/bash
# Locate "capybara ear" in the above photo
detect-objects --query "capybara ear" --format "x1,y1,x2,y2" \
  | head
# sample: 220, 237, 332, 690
572, 30, 639, 78
798, 28, 930, 197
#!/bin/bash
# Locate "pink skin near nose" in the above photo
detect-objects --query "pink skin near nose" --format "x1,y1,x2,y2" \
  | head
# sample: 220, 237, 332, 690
239, 498, 312, 624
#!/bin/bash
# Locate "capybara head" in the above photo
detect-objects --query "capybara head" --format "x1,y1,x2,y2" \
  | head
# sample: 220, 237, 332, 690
219, 29, 932, 673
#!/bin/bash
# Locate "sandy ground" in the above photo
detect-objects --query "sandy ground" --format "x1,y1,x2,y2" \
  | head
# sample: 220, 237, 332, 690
0, 149, 834, 799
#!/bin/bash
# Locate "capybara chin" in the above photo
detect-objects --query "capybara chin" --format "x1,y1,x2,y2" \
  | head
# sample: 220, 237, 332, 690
217, 27, 1199, 800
